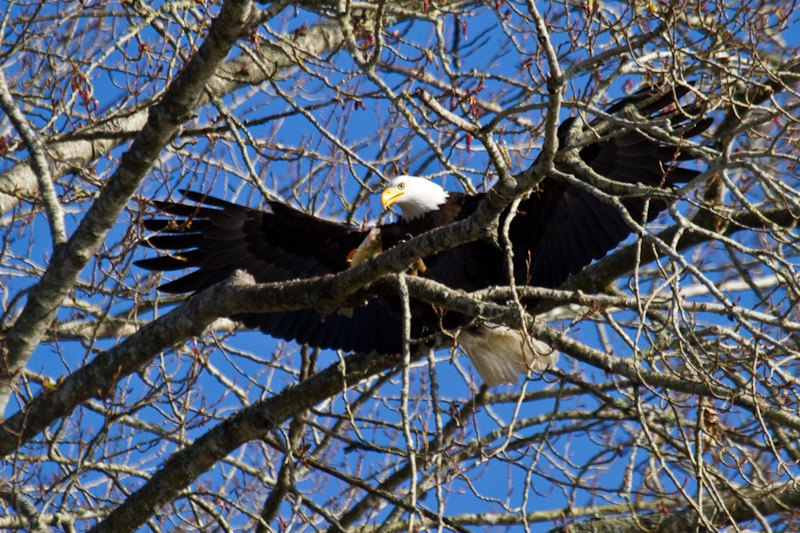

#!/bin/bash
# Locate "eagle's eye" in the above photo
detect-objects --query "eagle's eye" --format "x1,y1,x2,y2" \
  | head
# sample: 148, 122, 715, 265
398, 183, 405, 190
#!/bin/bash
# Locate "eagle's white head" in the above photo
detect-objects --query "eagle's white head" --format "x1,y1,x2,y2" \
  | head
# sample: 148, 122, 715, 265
381, 176, 449, 221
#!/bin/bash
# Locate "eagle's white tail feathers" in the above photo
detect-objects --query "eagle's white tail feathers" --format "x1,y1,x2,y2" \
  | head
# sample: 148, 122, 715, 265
458, 324, 559, 386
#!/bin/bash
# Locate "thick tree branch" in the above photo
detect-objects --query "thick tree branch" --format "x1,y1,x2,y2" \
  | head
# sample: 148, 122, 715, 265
0, 0, 255, 414
0, 170, 523, 454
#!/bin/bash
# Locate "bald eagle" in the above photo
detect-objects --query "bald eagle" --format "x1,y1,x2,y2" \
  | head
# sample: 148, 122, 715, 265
137, 86, 710, 386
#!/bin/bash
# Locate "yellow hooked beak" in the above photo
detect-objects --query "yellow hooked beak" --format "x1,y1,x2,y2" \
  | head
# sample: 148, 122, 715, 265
381, 187, 404, 209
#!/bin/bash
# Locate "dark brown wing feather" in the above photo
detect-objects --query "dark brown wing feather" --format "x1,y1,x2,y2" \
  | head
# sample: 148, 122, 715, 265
511, 87, 711, 289
136, 191, 404, 353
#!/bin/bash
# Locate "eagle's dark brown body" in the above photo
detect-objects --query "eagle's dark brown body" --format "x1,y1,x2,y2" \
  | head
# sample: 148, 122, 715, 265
137, 86, 710, 361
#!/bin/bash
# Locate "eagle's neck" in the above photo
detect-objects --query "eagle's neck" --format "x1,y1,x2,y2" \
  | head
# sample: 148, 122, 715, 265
399, 189, 449, 221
